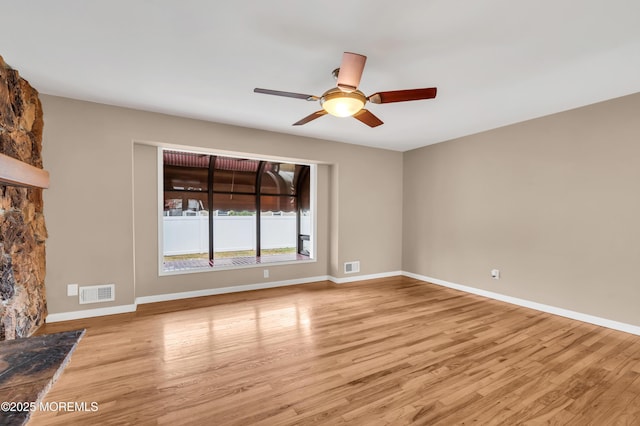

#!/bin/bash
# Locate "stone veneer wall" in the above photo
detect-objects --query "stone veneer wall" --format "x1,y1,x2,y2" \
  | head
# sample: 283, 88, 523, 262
0, 55, 47, 340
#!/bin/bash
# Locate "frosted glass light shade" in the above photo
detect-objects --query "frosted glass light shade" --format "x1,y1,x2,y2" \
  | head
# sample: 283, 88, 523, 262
320, 89, 366, 117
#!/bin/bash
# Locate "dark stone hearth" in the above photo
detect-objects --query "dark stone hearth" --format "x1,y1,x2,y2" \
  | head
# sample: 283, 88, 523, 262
0, 330, 85, 426
0, 54, 47, 340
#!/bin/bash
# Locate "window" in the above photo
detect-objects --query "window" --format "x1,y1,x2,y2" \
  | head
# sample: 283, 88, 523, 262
160, 149, 315, 273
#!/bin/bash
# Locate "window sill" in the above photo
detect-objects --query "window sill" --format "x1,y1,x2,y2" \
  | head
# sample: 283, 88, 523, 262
159, 254, 314, 276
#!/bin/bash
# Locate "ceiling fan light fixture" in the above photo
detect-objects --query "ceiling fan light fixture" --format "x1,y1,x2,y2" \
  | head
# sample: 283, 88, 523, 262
254, 51, 437, 127
320, 88, 366, 117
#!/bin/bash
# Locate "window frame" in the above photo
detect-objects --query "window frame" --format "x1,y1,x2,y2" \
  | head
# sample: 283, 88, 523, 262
157, 147, 317, 276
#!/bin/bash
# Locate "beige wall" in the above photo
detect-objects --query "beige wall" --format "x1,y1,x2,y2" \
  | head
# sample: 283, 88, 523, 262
42, 95, 403, 314
42, 91, 640, 325
403, 92, 640, 325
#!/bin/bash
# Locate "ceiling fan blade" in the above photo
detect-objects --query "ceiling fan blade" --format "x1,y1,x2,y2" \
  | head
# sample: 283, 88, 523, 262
336, 52, 367, 93
368, 87, 437, 104
353, 109, 383, 128
254, 88, 318, 101
292, 110, 328, 126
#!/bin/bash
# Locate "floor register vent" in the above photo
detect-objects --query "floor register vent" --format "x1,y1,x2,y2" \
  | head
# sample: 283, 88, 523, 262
344, 261, 360, 274
79, 284, 115, 304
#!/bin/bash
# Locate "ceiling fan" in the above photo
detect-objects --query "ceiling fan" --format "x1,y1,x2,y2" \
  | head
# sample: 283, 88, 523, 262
254, 52, 437, 128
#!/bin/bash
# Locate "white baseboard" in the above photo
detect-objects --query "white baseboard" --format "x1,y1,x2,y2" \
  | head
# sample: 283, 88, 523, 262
46, 304, 137, 323
135, 275, 331, 305
403, 271, 640, 336
329, 270, 403, 284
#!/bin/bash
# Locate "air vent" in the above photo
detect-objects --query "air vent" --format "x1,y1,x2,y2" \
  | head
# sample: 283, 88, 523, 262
344, 261, 360, 274
79, 284, 115, 304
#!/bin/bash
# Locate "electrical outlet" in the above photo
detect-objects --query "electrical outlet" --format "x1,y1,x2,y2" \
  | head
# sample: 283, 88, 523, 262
263, 269, 269, 278
491, 269, 500, 279
67, 283, 78, 296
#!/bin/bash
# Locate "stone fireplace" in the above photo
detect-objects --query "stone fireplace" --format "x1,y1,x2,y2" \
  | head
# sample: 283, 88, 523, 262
0, 55, 47, 340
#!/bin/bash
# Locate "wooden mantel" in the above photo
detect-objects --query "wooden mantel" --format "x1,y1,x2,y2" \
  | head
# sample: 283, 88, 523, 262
0, 152, 49, 189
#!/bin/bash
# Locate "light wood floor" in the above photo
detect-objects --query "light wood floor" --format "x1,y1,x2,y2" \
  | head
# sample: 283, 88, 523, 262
31, 277, 640, 425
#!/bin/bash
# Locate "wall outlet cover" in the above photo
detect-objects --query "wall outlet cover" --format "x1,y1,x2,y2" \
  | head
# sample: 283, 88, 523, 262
67, 284, 78, 297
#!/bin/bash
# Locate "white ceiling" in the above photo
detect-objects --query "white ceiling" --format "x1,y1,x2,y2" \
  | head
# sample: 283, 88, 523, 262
2, 1, 640, 151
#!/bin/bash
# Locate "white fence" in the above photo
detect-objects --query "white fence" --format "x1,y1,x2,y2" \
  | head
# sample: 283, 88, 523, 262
163, 215, 309, 255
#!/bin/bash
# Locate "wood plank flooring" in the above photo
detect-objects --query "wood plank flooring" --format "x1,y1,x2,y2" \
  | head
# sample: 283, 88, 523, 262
29, 277, 640, 425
